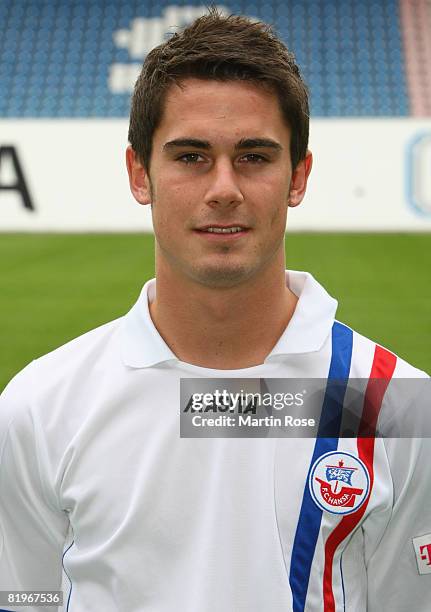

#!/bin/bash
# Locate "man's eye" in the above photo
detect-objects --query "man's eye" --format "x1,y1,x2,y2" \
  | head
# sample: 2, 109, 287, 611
178, 153, 203, 164
240, 154, 267, 163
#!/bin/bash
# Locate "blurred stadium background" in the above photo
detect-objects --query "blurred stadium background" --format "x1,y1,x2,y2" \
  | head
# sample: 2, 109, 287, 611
0, 0, 430, 389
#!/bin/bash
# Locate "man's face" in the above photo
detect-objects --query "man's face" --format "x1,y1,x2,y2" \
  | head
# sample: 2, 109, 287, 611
127, 78, 312, 288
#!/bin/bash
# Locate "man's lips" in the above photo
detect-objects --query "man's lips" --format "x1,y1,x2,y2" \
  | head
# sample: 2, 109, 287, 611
194, 224, 250, 239
195, 224, 250, 231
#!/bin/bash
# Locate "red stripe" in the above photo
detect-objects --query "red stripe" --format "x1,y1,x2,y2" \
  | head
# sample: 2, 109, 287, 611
322, 345, 397, 612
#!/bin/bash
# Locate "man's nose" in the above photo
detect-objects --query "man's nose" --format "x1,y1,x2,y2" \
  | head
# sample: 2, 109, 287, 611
203, 158, 245, 208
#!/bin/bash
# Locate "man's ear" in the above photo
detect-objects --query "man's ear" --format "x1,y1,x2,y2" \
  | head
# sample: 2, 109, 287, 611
126, 146, 152, 205
288, 150, 313, 207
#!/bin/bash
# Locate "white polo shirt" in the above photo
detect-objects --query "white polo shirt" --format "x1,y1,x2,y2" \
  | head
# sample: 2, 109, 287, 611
0, 271, 429, 612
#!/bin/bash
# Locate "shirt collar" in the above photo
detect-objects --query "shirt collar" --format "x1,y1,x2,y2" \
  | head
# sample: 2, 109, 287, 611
120, 270, 338, 368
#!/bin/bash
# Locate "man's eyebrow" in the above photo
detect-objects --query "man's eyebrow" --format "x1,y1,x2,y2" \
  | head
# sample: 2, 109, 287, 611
163, 139, 211, 151
162, 138, 283, 151
235, 138, 283, 151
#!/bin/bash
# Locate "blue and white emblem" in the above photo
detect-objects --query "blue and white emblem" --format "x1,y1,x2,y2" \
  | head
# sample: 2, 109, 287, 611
309, 451, 370, 515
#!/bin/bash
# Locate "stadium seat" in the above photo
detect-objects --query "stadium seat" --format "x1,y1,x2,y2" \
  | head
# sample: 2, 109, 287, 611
0, 0, 425, 118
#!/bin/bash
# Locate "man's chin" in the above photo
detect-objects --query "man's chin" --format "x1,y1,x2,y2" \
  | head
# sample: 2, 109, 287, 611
189, 263, 256, 288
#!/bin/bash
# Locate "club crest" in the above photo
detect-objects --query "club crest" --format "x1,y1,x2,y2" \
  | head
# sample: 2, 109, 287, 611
309, 451, 370, 515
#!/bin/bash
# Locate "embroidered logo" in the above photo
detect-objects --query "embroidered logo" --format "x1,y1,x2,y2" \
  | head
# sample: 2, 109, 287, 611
309, 451, 370, 515
413, 534, 431, 575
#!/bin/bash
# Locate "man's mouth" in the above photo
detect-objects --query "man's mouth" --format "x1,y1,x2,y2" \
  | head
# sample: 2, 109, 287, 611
196, 224, 250, 235
203, 226, 244, 234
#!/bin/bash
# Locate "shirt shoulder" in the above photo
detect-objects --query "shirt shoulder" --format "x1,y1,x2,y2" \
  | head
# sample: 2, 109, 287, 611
0, 317, 125, 428
333, 321, 428, 442
335, 319, 428, 379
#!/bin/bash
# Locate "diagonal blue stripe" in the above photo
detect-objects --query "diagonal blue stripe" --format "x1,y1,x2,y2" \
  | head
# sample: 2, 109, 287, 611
289, 322, 353, 612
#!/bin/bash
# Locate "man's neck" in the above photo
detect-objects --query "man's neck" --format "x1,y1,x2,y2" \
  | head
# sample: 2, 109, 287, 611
148, 264, 298, 370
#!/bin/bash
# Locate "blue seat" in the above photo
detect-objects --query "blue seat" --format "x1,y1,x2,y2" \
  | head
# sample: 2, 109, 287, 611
0, 0, 412, 118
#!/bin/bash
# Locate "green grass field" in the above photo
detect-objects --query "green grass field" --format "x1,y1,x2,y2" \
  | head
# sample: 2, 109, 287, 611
1, 233, 430, 391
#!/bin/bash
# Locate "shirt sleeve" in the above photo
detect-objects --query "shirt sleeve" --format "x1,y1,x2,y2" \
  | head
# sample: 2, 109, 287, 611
365, 376, 431, 611
0, 365, 70, 612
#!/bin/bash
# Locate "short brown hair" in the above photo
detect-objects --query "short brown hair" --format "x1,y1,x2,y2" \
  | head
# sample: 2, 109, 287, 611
128, 7, 309, 170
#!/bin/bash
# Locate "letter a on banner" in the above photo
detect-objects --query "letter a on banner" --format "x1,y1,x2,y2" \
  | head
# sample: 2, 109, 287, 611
0, 146, 35, 211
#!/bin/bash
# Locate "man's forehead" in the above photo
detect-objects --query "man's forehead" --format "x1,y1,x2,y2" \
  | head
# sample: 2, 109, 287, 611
162, 77, 282, 115
156, 78, 290, 146
168, 76, 277, 96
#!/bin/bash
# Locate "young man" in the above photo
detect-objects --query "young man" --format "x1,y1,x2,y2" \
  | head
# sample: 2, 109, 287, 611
0, 10, 429, 612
